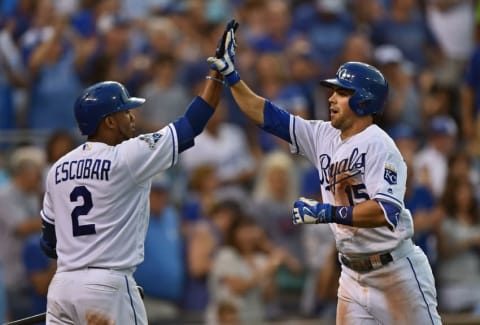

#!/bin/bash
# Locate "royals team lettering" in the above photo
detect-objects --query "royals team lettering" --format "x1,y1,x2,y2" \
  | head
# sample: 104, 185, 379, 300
318, 147, 366, 186
55, 159, 111, 184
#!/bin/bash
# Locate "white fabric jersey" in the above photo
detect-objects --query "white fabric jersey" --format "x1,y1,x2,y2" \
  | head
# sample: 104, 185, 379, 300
41, 125, 179, 272
290, 117, 414, 255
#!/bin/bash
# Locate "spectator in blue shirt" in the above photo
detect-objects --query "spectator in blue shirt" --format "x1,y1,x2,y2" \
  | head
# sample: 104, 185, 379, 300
134, 174, 185, 323
370, 0, 440, 72
22, 233, 56, 318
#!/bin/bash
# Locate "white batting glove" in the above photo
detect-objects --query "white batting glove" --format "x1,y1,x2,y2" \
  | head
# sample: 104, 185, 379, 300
292, 197, 334, 224
207, 29, 240, 86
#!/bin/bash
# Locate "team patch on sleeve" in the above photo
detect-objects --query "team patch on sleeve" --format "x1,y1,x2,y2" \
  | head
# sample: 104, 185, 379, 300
139, 132, 163, 149
383, 164, 397, 185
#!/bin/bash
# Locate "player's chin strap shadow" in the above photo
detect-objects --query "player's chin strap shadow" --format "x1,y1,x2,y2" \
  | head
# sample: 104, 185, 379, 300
4, 286, 145, 325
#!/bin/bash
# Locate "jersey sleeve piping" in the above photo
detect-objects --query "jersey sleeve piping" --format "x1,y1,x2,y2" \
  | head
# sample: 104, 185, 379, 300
376, 201, 396, 231
41, 210, 54, 224
290, 116, 300, 154
167, 124, 178, 168
374, 193, 403, 208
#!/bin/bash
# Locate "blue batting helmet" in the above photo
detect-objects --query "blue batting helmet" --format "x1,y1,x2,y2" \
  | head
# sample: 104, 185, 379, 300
74, 81, 145, 135
320, 62, 388, 116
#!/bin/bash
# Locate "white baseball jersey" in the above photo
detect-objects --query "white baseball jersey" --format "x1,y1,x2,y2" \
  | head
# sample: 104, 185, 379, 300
289, 117, 414, 255
41, 124, 179, 272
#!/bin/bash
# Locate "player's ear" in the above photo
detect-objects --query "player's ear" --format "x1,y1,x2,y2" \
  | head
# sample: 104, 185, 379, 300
103, 115, 118, 131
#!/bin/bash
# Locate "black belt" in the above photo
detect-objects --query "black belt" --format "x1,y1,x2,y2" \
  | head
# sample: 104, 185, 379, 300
340, 252, 393, 273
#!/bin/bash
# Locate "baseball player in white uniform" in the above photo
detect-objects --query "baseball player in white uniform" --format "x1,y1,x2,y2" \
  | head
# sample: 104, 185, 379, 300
208, 27, 442, 324
39, 32, 230, 322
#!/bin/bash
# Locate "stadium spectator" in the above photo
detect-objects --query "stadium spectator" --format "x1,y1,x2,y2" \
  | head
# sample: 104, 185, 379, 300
137, 54, 191, 133
292, 0, 354, 75
461, 43, 480, 156
424, 0, 475, 85
373, 44, 421, 131
0, 263, 5, 324
251, 151, 302, 266
370, 0, 441, 72
413, 115, 458, 198
183, 199, 243, 318
436, 177, 480, 315
22, 233, 56, 317
181, 164, 219, 227
206, 217, 285, 324
179, 101, 257, 191
0, 146, 45, 319
44, 130, 78, 165
248, 0, 295, 54
134, 174, 185, 323
24, 2, 82, 130
300, 224, 336, 318
0, 14, 29, 130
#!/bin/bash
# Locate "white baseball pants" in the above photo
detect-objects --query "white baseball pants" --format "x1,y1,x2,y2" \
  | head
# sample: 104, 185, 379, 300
46, 268, 147, 325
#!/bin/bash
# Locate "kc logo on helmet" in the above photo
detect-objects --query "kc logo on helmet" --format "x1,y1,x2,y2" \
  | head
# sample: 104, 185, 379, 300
338, 68, 354, 82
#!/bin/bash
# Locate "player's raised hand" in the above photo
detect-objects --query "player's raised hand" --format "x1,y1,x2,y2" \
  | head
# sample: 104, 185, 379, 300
292, 197, 334, 224
215, 19, 239, 58
207, 21, 240, 86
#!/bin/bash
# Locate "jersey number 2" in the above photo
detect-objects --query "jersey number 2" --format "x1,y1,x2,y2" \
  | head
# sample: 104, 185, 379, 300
70, 186, 96, 237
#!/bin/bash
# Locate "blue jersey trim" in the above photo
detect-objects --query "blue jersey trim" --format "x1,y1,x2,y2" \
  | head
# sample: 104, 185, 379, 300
376, 200, 399, 229
375, 193, 402, 207
292, 117, 299, 154
184, 96, 214, 136
406, 257, 435, 324
40, 210, 55, 224
167, 125, 176, 168
173, 117, 195, 153
260, 100, 291, 143
125, 276, 138, 325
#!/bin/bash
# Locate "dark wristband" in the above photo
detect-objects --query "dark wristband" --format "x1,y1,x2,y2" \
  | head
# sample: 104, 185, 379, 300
332, 206, 354, 226
225, 71, 240, 86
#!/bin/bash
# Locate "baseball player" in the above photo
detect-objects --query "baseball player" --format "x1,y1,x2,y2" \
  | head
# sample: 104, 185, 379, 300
208, 27, 442, 324
39, 20, 238, 324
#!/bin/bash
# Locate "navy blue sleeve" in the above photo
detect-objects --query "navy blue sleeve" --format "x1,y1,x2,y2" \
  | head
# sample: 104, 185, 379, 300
260, 100, 292, 143
173, 96, 214, 153
376, 200, 401, 229
40, 219, 57, 259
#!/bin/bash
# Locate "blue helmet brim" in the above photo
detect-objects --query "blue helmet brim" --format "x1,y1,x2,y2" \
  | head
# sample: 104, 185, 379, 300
121, 97, 146, 110
320, 78, 355, 91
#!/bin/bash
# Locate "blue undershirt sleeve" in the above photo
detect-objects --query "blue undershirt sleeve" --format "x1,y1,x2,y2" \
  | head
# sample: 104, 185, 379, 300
40, 219, 57, 259
173, 96, 215, 153
260, 100, 292, 143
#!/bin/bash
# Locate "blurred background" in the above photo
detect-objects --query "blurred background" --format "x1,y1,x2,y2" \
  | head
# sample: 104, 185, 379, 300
1, 0, 480, 324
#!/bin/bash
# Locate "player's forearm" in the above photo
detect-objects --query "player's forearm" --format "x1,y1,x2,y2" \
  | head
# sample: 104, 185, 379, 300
293, 198, 392, 228
230, 80, 266, 125
199, 70, 224, 109
351, 200, 391, 228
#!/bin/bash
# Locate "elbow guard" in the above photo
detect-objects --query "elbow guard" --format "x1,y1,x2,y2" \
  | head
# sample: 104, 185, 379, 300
41, 219, 57, 259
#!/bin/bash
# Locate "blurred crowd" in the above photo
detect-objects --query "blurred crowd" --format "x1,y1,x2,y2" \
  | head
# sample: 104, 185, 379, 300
1, 0, 480, 324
